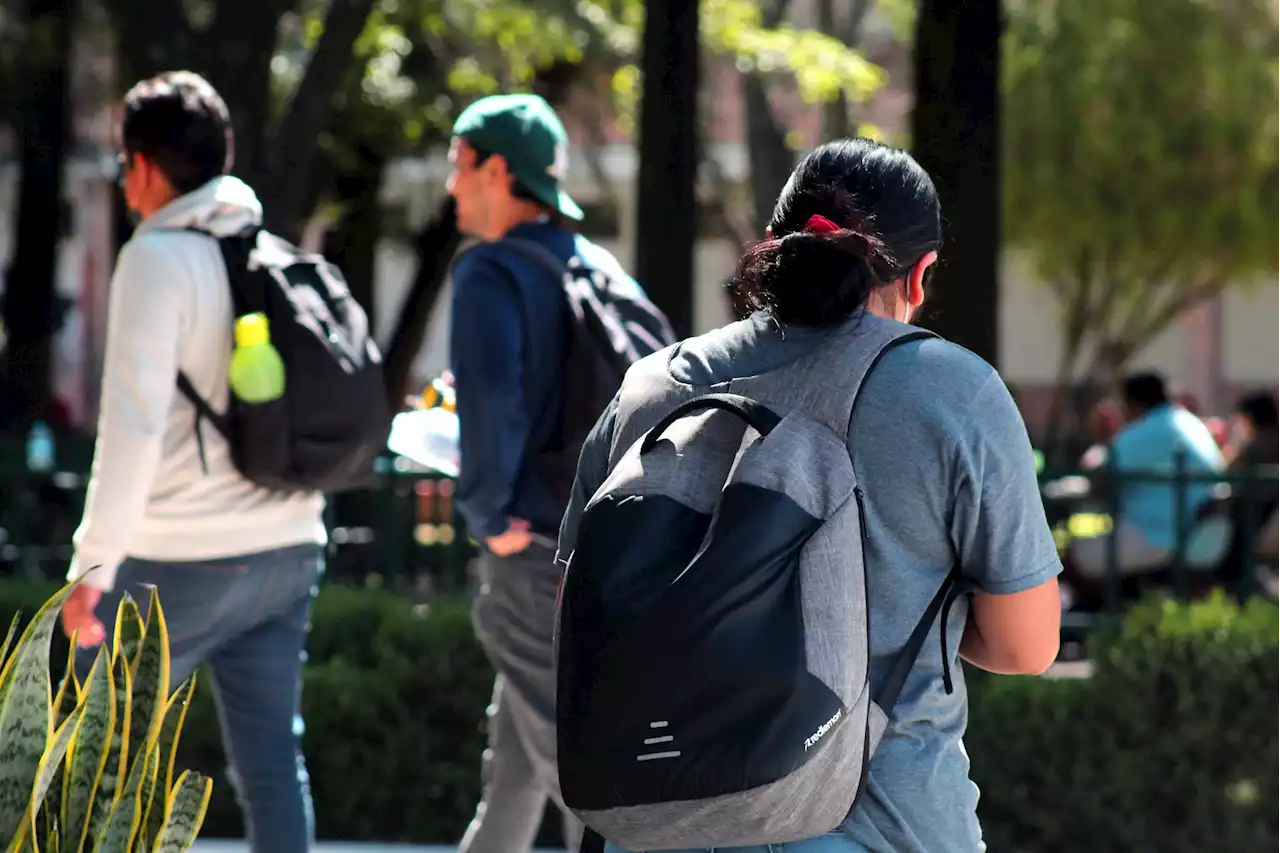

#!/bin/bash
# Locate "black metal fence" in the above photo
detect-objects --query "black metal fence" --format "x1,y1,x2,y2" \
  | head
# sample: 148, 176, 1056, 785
1, 442, 1275, 621
1041, 451, 1278, 632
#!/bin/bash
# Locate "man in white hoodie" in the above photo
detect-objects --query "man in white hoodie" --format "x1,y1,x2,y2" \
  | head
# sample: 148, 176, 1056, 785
59, 71, 326, 853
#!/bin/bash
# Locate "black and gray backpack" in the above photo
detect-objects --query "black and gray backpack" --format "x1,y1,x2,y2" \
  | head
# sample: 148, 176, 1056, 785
178, 227, 392, 494
495, 236, 676, 505
555, 312, 971, 852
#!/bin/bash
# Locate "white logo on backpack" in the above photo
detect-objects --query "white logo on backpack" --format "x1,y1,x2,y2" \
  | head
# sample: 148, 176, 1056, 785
804, 709, 842, 751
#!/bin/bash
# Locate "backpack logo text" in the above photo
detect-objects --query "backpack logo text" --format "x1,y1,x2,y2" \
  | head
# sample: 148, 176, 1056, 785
804, 709, 842, 751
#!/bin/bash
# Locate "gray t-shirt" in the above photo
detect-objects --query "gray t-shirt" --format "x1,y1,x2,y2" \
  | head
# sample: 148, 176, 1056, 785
559, 311, 1062, 853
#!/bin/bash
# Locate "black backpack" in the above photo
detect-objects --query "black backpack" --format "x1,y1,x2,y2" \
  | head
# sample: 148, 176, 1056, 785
177, 227, 393, 494
499, 236, 677, 504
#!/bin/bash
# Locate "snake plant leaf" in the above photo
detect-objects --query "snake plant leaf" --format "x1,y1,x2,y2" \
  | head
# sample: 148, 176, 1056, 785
148, 771, 211, 853
140, 676, 195, 852
40, 641, 80, 843
51, 639, 79, 732
0, 612, 19, 673
131, 752, 160, 853
0, 615, 17, 715
61, 647, 114, 853
0, 583, 76, 844
126, 588, 169, 778
92, 739, 156, 853
9, 710, 81, 853
84, 646, 132, 845
111, 596, 144, 677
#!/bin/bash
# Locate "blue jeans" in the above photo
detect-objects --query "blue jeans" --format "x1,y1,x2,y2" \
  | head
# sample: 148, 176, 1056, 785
604, 832, 869, 853
74, 543, 323, 853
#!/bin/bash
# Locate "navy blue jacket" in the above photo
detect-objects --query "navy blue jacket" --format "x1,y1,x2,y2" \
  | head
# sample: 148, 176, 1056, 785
449, 221, 577, 542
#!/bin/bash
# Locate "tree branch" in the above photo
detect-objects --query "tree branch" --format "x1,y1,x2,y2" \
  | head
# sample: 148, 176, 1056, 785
1080, 269, 1228, 388
262, 0, 377, 237
382, 197, 462, 406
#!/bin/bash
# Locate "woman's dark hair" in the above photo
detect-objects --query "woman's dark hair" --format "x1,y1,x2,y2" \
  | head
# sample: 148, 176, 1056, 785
731, 138, 941, 327
120, 71, 233, 195
1237, 392, 1279, 430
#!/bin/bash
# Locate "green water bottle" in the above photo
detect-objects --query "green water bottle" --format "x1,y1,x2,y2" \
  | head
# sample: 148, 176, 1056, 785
229, 313, 286, 403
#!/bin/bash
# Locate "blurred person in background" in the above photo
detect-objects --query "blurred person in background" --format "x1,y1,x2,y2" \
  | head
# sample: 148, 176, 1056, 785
444, 92, 673, 853
1176, 391, 1231, 449
1217, 392, 1279, 569
1225, 391, 1279, 469
1063, 371, 1224, 605
59, 71, 325, 853
1078, 400, 1123, 471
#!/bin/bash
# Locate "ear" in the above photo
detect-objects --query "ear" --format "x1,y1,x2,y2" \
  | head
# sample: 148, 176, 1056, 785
906, 250, 938, 308
485, 153, 512, 185
133, 152, 160, 188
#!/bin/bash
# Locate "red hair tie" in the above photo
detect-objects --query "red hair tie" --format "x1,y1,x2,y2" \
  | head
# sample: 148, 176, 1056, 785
803, 214, 841, 234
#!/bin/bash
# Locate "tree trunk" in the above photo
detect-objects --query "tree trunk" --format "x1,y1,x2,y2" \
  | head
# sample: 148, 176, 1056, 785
381, 198, 461, 408
742, 77, 795, 232
743, 0, 795, 231
634, 0, 700, 338
259, 0, 379, 239
323, 145, 387, 317
1, 0, 71, 422
108, 0, 281, 187
817, 0, 850, 141
909, 0, 1001, 365
108, 0, 372, 237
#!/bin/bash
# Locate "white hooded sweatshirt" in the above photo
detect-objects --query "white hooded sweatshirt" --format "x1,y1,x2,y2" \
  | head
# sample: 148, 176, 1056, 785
68, 176, 326, 591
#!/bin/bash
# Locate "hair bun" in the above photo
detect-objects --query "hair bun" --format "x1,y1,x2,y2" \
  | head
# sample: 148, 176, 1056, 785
732, 228, 888, 326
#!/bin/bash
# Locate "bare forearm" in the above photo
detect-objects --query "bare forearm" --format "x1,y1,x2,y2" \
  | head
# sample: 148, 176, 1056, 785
959, 615, 1050, 675
958, 617, 992, 668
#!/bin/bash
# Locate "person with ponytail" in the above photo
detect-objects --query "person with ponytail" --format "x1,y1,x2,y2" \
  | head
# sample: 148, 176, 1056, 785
559, 139, 1062, 853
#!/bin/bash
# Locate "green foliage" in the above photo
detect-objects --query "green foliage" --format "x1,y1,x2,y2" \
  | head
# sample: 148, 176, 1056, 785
6, 583, 1268, 850
1003, 0, 1279, 375
314, 0, 887, 152
969, 591, 1278, 853
0, 583, 211, 852
179, 589, 497, 843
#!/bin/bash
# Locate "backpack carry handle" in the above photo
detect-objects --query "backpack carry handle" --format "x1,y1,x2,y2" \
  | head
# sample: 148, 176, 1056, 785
640, 393, 782, 455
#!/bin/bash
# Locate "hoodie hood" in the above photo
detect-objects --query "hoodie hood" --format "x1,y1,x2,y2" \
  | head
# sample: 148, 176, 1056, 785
136, 175, 263, 238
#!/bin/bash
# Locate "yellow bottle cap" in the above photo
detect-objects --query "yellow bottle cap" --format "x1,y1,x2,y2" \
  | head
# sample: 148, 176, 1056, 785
235, 313, 270, 348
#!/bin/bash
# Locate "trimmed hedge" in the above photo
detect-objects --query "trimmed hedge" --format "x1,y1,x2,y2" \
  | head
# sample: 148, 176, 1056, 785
968, 594, 1278, 852
1, 580, 1275, 851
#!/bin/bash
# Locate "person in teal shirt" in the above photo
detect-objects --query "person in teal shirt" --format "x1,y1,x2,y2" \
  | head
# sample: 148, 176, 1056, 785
1069, 372, 1225, 590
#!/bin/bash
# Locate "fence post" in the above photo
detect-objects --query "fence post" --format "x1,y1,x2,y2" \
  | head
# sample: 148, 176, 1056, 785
1237, 447, 1261, 601
1105, 450, 1122, 614
378, 458, 403, 581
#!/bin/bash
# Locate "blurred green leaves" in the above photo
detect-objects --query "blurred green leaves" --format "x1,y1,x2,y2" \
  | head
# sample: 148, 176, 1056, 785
702, 0, 883, 104
289, 0, 888, 157
1003, 0, 1278, 373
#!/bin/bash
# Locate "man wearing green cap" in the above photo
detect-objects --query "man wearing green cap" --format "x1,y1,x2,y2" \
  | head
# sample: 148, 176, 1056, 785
446, 93, 659, 853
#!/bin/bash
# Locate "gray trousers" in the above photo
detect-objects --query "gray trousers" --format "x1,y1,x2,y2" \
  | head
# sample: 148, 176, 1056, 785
460, 545, 583, 853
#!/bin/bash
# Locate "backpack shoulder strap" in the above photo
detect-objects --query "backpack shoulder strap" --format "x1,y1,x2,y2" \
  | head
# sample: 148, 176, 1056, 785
496, 235, 570, 282
875, 566, 974, 713
168, 226, 247, 472
176, 372, 229, 475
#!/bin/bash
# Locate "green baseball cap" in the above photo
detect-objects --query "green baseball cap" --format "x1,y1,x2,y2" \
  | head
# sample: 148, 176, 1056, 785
452, 93, 583, 221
